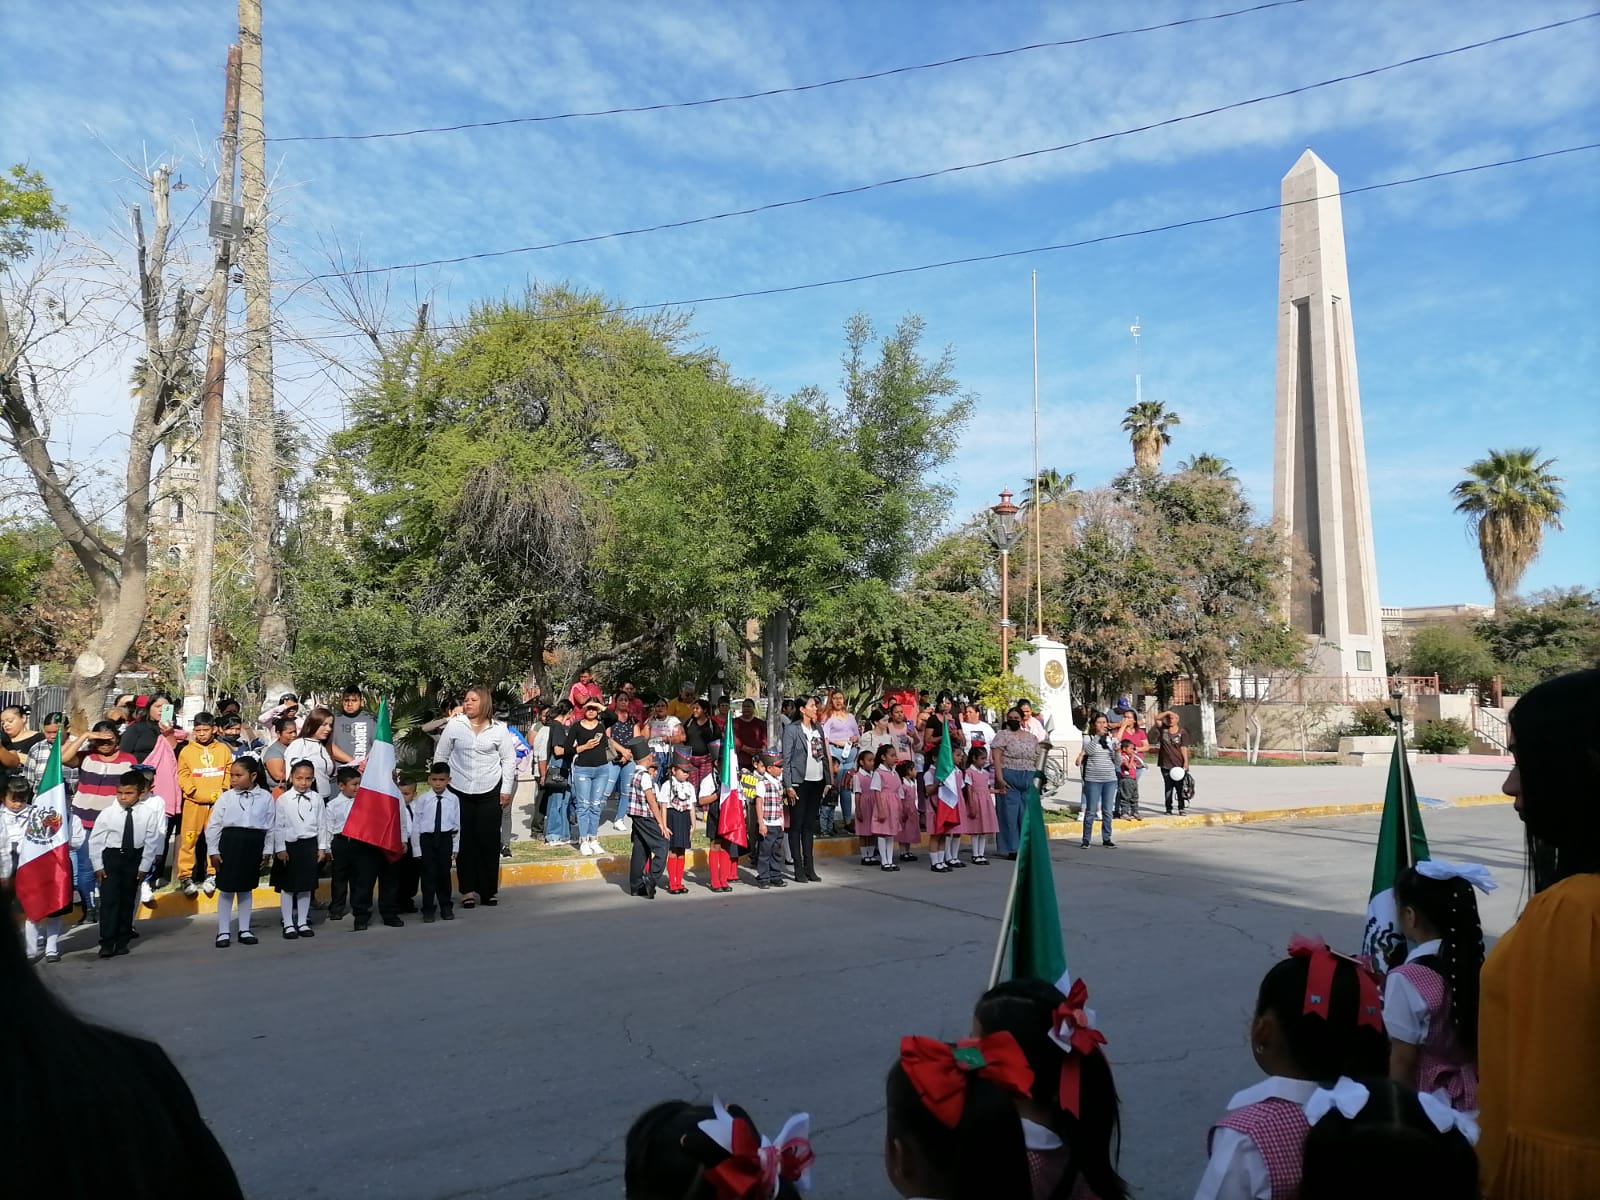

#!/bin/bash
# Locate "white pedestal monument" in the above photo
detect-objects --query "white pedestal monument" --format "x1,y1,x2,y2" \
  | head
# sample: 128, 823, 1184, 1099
1012, 634, 1080, 800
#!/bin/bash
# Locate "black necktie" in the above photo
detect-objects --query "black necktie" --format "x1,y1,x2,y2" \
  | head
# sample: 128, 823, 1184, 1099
434, 793, 443, 833
122, 806, 135, 853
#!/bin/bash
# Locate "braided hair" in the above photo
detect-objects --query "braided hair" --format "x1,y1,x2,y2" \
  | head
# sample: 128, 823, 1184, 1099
1393, 866, 1484, 1058
623, 1100, 802, 1200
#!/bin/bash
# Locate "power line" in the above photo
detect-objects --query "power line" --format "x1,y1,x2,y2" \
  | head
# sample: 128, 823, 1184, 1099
279, 142, 1600, 345
271, 0, 1311, 143
297, 13, 1599, 284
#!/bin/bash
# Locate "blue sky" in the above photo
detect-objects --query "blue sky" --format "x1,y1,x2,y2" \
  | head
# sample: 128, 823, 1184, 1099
4, 0, 1598, 608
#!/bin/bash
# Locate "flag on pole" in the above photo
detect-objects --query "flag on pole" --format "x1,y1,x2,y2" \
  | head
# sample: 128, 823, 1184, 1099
715, 721, 746, 849
15, 732, 73, 921
343, 699, 406, 863
932, 720, 963, 835
996, 768, 1071, 991
1360, 730, 1431, 972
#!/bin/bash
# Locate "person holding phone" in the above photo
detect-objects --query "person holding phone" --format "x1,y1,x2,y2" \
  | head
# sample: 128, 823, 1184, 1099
119, 695, 174, 761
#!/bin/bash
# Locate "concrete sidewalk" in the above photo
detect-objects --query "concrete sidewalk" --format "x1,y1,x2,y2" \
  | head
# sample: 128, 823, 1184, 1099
123, 760, 1509, 918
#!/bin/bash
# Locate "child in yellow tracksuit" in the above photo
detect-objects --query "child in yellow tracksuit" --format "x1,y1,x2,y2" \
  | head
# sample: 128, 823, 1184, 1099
176, 712, 234, 896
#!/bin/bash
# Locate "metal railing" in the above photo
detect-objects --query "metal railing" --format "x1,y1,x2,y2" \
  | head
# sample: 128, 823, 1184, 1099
1473, 704, 1509, 753
1174, 674, 1440, 706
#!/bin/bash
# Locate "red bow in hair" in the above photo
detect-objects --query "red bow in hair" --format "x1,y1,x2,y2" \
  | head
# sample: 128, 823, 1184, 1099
899, 1032, 1035, 1128
698, 1101, 813, 1200
1047, 979, 1108, 1117
1288, 934, 1383, 1033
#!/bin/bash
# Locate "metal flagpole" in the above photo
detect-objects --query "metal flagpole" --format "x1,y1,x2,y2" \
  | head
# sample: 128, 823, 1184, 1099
986, 744, 1049, 988
1032, 271, 1043, 635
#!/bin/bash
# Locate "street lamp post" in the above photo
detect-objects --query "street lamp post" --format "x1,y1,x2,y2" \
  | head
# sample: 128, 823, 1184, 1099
990, 490, 1024, 674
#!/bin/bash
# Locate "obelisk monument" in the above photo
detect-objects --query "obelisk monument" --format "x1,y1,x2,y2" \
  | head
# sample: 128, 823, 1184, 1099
1272, 150, 1387, 680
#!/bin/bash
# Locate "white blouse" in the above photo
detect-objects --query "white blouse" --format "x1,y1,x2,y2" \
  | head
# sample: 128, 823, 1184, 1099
273, 787, 329, 853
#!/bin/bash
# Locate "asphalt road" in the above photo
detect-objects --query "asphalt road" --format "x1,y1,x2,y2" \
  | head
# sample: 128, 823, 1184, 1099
48, 805, 1525, 1200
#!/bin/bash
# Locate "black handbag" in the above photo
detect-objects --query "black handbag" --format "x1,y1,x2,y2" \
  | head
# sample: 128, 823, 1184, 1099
1180, 771, 1196, 803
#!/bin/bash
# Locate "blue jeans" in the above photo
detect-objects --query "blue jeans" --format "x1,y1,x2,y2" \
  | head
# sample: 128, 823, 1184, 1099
543, 783, 572, 844
74, 831, 96, 907
829, 749, 853, 823
570, 765, 611, 839
610, 760, 636, 822
998, 768, 1032, 855
1081, 778, 1116, 844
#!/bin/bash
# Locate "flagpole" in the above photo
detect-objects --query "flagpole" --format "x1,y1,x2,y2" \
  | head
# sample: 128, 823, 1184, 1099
1031, 270, 1043, 636
986, 744, 1049, 989
1390, 687, 1416, 864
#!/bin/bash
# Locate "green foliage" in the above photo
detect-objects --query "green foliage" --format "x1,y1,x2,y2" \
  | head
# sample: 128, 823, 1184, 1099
1339, 702, 1395, 738
790, 579, 996, 708
1452, 448, 1565, 605
1475, 588, 1600, 694
1414, 718, 1473, 754
977, 672, 1038, 717
0, 164, 66, 265
1401, 623, 1497, 691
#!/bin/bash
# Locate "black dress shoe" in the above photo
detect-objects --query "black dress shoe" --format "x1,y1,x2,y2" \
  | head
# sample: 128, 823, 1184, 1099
755, 880, 771, 890
480, 897, 498, 907
353, 919, 369, 931
1102, 841, 1117, 848
397, 901, 418, 914
381, 915, 405, 928
769, 877, 787, 888
805, 870, 821, 883
98, 945, 116, 958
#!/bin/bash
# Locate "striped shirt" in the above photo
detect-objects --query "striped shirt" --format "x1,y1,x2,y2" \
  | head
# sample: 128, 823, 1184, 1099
626, 768, 658, 819
74, 750, 136, 818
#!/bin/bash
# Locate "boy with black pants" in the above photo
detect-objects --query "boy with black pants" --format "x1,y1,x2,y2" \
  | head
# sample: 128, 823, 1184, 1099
625, 749, 668, 898
410, 762, 460, 922
88, 770, 164, 957
348, 799, 412, 932
754, 750, 788, 889
325, 767, 360, 919
396, 779, 421, 913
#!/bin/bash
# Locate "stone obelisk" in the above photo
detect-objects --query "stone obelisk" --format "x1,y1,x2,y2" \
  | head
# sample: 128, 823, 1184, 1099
1272, 150, 1387, 680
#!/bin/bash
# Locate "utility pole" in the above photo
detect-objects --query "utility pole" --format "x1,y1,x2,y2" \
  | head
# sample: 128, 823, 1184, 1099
180, 44, 242, 724
238, 0, 286, 700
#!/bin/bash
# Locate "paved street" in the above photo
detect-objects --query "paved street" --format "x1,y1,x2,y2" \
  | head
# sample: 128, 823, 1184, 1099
48, 804, 1523, 1200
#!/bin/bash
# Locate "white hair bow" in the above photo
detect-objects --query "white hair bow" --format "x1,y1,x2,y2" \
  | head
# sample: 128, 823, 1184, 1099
1416, 1090, 1480, 1145
697, 1097, 814, 1198
1415, 859, 1497, 894
1303, 1077, 1370, 1124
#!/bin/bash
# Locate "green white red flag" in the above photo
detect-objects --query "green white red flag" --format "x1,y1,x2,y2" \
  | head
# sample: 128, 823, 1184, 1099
343, 699, 406, 863
1361, 730, 1431, 972
932, 719, 963, 834
715, 714, 745, 847
999, 764, 1071, 991
15, 731, 73, 921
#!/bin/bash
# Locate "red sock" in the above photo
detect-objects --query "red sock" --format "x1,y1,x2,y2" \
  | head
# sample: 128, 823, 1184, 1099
671, 856, 684, 891
709, 849, 724, 889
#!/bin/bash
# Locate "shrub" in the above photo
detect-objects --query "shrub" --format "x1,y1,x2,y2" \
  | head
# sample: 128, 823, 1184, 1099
1413, 718, 1473, 754
1335, 701, 1394, 738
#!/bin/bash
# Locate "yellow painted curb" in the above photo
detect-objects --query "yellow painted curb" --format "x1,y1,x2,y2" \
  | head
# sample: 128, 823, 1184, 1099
126, 794, 1516, 917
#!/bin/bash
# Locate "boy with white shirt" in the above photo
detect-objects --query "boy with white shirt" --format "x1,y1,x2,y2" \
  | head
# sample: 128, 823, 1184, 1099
88, 771, 164, 958
325, 766, 360, 920
410, 762, 460, 923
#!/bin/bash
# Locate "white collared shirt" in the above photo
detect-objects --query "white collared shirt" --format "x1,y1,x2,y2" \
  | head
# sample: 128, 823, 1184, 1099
1020, 1118, 1063, 1151
273, 788, 329, 853
409, 787, 461, 857
87, 796, 165, 873
1193, 1076, 1320, 1200
1382, 938, 1443, 1044
204, 787, 276, 853
325, 790, 354, 836
433, 715, 518, 796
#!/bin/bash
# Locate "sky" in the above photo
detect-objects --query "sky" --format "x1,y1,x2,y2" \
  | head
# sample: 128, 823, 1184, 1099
3, 0, 1598, 608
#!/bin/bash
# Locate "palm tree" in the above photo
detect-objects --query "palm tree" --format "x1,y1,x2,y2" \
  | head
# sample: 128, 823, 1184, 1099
1178, 452, 1236, 480
1121, 400, 1180, 472
1023, 467, 1076, 508
1452, 448, 1565, 607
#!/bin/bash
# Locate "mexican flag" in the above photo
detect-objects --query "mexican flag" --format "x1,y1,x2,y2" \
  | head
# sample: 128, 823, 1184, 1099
1002, 767, 1071, 990
1360, 730, 1430, 972
715, 718, 746, 849
15, 732, 73, 921
343, 699, 406, 863
931, 719, 963, 835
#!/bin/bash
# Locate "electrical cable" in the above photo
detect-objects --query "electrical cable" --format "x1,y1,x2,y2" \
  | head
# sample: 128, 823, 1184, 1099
295, 12, 1599, 284
271, 0, 1311, 142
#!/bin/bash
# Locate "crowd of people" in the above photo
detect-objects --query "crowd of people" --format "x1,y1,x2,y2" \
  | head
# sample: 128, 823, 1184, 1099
3, 668, 1597, 1199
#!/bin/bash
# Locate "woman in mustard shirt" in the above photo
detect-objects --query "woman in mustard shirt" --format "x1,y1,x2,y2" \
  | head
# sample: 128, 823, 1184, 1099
1477, 668, 1600, 1200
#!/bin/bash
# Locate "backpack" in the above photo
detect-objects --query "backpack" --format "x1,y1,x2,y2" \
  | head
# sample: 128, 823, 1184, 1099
1180, 771, 1196, 802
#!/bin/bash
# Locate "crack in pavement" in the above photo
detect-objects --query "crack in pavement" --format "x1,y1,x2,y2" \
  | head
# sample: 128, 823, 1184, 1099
622, 1009, 703, 1093
432, 1138, 616, 1199
1201, 903, 1283, 957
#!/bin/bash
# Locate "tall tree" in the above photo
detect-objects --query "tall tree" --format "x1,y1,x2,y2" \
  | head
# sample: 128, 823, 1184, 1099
1177, 452, 1235, 479
0, 166, 224, 728
1121, 399, 1180, 472
1451, 448, 1565, 607
0, 165, 67, 264
1023, 467, 1075, 507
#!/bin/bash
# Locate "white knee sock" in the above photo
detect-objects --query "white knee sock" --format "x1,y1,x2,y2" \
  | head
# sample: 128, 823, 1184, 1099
295, 891, 311, 927
44, 916, 61, 955
972, 834, 987, 858
945, 835, 960, 860
237, 892, 253, 932
930, 843, 945, 865
218, 895, 234, 936
878, 836, 895, 862
23, 920, 39, 955
281, 893, 296, 928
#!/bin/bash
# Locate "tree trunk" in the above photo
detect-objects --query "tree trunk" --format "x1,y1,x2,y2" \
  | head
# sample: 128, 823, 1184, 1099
761, 609, 789, 745
1198, 684, 1218, 757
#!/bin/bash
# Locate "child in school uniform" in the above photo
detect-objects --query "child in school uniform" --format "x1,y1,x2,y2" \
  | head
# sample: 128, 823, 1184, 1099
657, 752, 697, 895
1193, 937, 1391, 1200
347, 783, 412, 932
4, 777, 86, 963
849, 749, 878, 865
625, 747, 668, 899
325, 766, 360, 920
963, 745, 998, 865
395, 778, 421, 914
895, 759, 922, 864
272, 760, 328, 940
753, 749, 788, 889
205, 757, 274, 948
870, 746, 902, 872
87, 770, 165, 958
1298, 1076, 1480, 1200
1384, 861, 1492, 1113
409, 762, 460, 922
